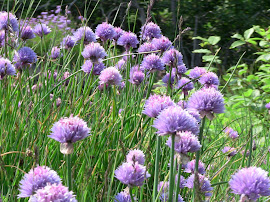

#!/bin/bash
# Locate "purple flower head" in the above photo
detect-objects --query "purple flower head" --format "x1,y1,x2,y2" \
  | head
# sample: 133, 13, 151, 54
95, 22, 115, 42
175, 175, 186, 189
142, 94, 175, 118
117, 31, 139, 50
13, 47, 37, 69
152, 36, 172, 52
158, 181, 184, 202
153, 106, 200, 136
73, 26, 96, 44
49, 115, 91, 143
184, 159, 205, 174
162, 69, 177, 87
176, 64, 187, 75
265, 102, 270, 110
0, 57, 16, 79
141, 22, 162, 41
224, 127, 239, 139
115, 59, 126, 70
140, 53, 165, 72
229, 167, 270, 201
162, 49, 183, 67
185, 174, 213, 197
18, 166, 61, 198
114, 191, 135, 202
20, 25, 35, 40
0, 11, 18, 32
176, 77, 194, 96
138, 42, 156, 54
99, 67, 122, 86
113, 27, 124, 41
166, 131, 201, 153
129, 65, 145, 85
33, 23, 51, 37
189, 67, 207, 79
126, 149, 145, 165
241, 149, 250, 157
50, 46, 61, 59
199, 72, 219, 88
187, 88, 225, 120
115, 162, 150, 187
81, 42, 107, 63
222, 146, 237, 157
61, 35, 76, 49
30, 184, 77, 202
81, 60, 105, 75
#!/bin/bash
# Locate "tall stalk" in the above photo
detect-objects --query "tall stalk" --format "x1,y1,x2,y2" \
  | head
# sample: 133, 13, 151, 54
168, 134, 175, 202
66, 154, 72, 190
152, 136, 161, 201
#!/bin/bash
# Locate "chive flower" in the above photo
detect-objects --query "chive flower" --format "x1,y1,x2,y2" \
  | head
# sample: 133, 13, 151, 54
0, 57, 16, 79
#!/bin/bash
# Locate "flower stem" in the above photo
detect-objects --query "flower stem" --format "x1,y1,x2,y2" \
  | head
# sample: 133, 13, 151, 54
168, 134, 175, 202
66, 154, 72, 190
174, 163, 182, 202
152, 136, 161, 201
129, 186, 135, 202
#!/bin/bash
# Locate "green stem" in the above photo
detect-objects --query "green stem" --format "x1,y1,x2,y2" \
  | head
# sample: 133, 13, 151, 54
152, 136, 161, 201
66, 154, 72, 190
168, 134, 175, 202
174, 163, 182, 202
129, 186, 135, 202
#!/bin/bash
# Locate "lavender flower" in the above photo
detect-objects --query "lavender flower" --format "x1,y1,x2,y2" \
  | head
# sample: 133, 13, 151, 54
117, 31, 139, 50
152, 36, 172, 52
187, 88, 225, 120
126, 149, 145, 165
81, 60, 105, 75
0, 57, 16, 79
0, 30, 4, 47
0, 11, 18, 32
73, 26, 96, 44
115, 59, 126, 70
199, 72, 219, 88
176, 64, 187, 75
166, 131, 201, 153
49, 115, 90, 143
138, 42, 156, 54
61, 35, 76, 49
113, 27, 124, 41
241, 149, 250, 157
20, 25, 35, 40
33, 23, 51, 37
129, 65, 145, 85
189, 67, 207, 79
115, 162, 150, 187
187, 108, 201, 123
153, 106, 200, 136
81, 42, 107, 63
141, 22, 162, 40
162, 49, 183, 67
95, 22, 115, 42
184, 159, 205, 174
176, 77, 194, 96
175, 175, 186, 189
18, 166, 61, 198
13, 47, 37, 69
158, 181, 184, 202
222, 146, 237, 157
265, 102, 270, 109
50, 46, 61, 59
142, 94, 175, 118
30, 184, 77, 202
99, 67, 122, 86
114, 191, 135, 202
229, 167, 270, 201
140, 53, 165, 72
185, 174, 213, 197
224, 127, 239, 139
178, 100, 187, 109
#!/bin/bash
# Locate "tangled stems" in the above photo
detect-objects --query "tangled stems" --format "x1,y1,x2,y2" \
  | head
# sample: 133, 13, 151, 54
152, 136, 161, 201
168, 134, 175, 201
